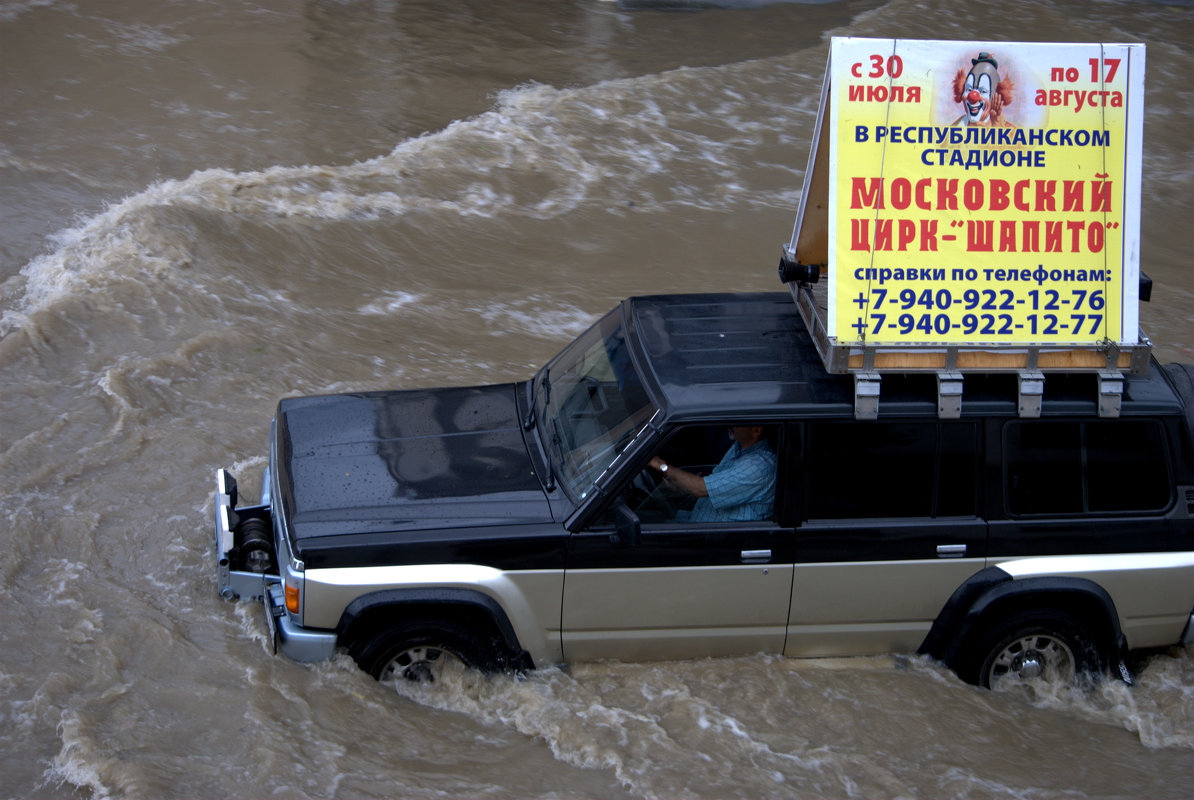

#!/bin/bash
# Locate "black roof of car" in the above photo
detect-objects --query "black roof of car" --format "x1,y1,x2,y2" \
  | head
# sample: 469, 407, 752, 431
625, 292, 1184, 422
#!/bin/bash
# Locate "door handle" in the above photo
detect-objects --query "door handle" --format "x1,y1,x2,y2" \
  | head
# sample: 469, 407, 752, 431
936, 544, 967, 558
741, 549, 772, 564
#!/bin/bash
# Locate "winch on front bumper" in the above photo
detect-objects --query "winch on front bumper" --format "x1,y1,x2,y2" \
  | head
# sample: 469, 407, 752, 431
214, 468, 338, 662
213, 468, 277, 602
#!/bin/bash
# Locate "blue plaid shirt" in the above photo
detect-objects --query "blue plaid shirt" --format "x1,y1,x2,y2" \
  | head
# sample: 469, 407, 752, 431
688, 440, 777, 523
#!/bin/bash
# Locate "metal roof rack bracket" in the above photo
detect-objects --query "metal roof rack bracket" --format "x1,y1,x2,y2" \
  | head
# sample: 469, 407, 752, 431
937, 372, 964, 419
1098, 371, 1124, 418
854, 372, 881, 420
1018, 371, 1046, 418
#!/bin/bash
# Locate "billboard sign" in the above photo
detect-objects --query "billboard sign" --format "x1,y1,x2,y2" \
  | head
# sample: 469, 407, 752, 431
789, 38, 1146, 349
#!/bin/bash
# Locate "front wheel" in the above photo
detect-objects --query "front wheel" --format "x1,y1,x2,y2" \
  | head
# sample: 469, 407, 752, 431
348, 622, 496, 684
960, 610, 1104, 689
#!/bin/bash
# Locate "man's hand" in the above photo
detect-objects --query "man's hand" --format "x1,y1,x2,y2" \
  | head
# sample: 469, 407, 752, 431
648, 457, 707, 498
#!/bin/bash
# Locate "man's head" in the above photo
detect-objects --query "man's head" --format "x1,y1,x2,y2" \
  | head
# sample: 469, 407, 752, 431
729, 426, 766, 448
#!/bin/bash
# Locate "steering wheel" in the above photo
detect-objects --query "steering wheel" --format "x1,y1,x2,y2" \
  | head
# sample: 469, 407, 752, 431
630, 466, 661, 500
627, 466, 678, 521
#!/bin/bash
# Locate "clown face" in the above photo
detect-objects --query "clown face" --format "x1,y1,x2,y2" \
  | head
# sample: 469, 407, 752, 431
962, 56, 1001, 124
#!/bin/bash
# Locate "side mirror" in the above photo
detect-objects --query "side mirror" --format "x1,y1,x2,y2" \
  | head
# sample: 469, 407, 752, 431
609, 501, 641, 546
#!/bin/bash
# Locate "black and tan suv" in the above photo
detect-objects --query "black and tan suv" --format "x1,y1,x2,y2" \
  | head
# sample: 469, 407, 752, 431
214, 292, 1194, 688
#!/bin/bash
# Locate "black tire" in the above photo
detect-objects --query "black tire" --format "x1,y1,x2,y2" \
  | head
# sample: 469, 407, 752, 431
958, 609, 1104, 689
348, 621, 497, 684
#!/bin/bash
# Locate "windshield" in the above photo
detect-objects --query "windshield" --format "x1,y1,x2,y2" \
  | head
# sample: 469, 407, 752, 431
536, 308, 655, 500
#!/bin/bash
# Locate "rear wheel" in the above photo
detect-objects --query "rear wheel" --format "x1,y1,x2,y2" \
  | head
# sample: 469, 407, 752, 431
960, 610, 1103, 689
349, 621, 496, 684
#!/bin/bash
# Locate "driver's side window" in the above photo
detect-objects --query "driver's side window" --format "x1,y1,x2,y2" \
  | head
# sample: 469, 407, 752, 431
613, 424, 779, 525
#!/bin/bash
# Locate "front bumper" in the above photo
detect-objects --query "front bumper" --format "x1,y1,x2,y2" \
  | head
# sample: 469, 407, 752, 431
263, 583, 338, 662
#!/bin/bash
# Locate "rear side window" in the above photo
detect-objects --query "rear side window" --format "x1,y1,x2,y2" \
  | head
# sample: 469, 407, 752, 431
805, 422, 978, 519
1004, 420, 1172, 515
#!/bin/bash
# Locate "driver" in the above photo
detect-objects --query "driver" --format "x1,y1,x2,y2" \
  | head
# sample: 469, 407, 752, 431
648, 426, 776, 522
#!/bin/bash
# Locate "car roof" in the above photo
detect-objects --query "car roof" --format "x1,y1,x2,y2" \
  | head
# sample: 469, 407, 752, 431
625, 292, 1184, 422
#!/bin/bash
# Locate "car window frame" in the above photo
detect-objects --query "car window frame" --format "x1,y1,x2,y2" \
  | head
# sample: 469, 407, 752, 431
795, 419, 982, 525
584, 420, 790, 534
1000, 416, 1176, 519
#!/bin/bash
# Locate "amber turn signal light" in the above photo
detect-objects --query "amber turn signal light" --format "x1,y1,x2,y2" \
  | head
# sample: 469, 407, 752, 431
285, 584, 300, 613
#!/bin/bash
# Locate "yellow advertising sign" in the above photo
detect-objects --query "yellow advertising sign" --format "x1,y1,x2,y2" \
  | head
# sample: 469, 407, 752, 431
796, 38, 1145, 348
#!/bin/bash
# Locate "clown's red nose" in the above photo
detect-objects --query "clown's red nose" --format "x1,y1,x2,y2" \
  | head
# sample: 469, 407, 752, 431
967, 90, 981, 104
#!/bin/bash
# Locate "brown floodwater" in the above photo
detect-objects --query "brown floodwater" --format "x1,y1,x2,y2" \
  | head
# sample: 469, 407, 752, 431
2, 1, 1191, 797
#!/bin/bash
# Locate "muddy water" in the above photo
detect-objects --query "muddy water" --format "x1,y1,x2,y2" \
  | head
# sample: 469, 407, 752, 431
2, 0, 1192, 797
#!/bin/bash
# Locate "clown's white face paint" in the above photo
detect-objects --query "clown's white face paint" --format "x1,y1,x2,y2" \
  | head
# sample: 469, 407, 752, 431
963, 62, 998, 123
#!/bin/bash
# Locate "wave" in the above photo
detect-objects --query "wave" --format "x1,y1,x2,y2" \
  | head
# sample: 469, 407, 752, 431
1, 53, 820, 338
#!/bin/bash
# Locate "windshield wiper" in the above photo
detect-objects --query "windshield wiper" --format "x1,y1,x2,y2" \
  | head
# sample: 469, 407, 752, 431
523, 367, 550, 430
543, 427, 558, 493
526, 368, 557, 491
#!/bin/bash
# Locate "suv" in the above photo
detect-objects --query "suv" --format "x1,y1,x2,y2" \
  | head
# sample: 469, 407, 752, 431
213, 292, 1194, 688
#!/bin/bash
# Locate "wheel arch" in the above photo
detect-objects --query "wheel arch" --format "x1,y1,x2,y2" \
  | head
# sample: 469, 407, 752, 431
920, 567, 1127, 673
336, 588, 533, 671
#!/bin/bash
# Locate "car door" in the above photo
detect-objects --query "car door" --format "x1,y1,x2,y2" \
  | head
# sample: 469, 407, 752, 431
560, 423, 796, 663
785, 420, 989, 658
990, 417, 1193, 650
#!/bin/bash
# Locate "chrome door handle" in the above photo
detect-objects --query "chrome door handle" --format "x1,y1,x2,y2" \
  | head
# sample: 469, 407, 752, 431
936, 544, 967, 558
741, 549, 772, 564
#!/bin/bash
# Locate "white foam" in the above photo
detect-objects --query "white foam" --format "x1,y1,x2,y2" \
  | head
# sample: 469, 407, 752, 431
357, 291, 424, 315
46, 711, 114, 800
